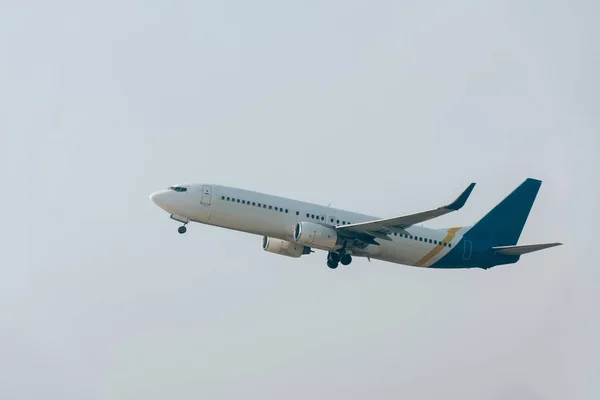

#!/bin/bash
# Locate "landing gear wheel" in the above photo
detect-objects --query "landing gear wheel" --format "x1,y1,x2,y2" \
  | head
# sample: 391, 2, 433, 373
327, 259, 339, 269
340, 254, 352, 266
327, 252, 340, 263
178, 226, 187, 234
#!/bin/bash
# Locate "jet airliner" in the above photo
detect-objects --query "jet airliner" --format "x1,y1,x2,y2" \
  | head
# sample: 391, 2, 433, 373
150, 178, 561, 269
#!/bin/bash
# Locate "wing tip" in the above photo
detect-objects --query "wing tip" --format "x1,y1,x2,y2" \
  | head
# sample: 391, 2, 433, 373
447, 182, 476, 211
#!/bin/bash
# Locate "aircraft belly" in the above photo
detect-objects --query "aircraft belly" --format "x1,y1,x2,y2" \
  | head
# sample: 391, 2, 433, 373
376, 241, 417, 265
190, 207, 210, 223
372, 240, 446, 267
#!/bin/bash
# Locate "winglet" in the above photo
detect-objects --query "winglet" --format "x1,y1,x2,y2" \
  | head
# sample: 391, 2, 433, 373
446, 183, 476, 210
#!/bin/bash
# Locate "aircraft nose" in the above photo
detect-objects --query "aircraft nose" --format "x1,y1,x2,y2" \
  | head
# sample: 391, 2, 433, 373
149, 190, 168, 209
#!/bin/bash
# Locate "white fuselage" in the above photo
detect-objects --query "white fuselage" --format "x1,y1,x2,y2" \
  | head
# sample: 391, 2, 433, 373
151, 184, 467, 268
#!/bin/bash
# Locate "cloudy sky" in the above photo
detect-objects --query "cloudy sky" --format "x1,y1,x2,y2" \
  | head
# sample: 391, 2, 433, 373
1, 1, 598, 399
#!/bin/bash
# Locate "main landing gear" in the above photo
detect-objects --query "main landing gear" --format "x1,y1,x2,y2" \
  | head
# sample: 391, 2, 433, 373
340, 254, 352, 265
178, 225, 187, 234
326, 251, 352, 269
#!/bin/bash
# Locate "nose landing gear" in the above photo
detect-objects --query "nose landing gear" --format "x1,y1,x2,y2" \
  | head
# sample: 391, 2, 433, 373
170, 214, 189, 235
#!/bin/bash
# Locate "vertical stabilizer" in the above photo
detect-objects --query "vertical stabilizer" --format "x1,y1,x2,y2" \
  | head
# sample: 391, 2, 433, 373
465, 178, 542, 246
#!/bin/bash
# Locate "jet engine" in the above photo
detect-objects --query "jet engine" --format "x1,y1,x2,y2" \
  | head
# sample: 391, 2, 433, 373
293, 221, 340, 249
262, 236, 311, 258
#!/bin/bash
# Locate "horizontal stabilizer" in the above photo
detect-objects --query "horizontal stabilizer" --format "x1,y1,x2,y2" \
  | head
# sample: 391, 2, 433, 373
492, 243, 562, 256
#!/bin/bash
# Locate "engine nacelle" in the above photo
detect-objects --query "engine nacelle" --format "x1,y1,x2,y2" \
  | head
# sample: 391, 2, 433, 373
262, 236, 311, 258
293, 221, 340, 249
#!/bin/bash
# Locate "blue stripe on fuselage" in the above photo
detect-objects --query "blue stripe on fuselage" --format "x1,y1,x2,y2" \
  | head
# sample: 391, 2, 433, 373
430, 237, 520, 269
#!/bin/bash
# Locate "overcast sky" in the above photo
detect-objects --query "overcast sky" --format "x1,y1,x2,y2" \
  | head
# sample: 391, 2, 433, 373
1, 1, 598, 399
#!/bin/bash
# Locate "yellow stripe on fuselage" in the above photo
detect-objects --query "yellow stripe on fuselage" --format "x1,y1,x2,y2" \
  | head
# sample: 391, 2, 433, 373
415, 227, 462, 267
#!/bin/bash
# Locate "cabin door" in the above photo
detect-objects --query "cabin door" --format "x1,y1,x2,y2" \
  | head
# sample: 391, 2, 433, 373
462, 240, 472, 260
201, 185, 212, 205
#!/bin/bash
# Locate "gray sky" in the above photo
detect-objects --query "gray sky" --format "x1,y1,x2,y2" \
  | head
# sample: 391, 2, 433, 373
1, 1, 598, 399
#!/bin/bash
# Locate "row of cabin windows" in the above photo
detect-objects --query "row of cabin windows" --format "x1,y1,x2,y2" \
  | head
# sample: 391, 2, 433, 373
220, 195, 451, 246
306, 214, 354, 225
221, 195, 290, 213
391, 232, 452, 247
221, 195, 356, 225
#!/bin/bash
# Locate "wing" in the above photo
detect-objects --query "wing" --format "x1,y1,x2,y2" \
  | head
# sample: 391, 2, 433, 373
336, 183, 476, 243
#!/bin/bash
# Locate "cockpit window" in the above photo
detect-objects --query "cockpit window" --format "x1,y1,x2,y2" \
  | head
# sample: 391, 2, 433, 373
168, 186, 187, 192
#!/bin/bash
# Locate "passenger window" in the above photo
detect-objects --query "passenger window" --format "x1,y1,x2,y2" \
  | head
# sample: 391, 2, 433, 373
285, 209, 288, 213
263, 205, 267, 208
252, 202, 256, 206
449, 243, 452, 247
274, 207, 278, 211
311, 214, 315, 219
342, 221, 346, 224
419, 237, 422, 241
236, 199, 240, 203
269, 206, 272, 210
337, 219, 340, 224
296, 211, 299, 215
280, 208, 283, 212
242, 200, 246, 204
429, 239, 432, 243
434, 240, 437, 244
321, 216, 324, 220
258, 203, 261, 207
226, 197, 230, 201
306, 213, 309, 218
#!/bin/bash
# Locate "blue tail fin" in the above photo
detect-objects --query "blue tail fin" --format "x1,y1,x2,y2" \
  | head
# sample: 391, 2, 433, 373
465, 178, 542, 246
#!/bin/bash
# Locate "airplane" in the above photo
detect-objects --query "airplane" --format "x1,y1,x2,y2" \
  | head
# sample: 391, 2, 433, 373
149, 178, 561, 270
